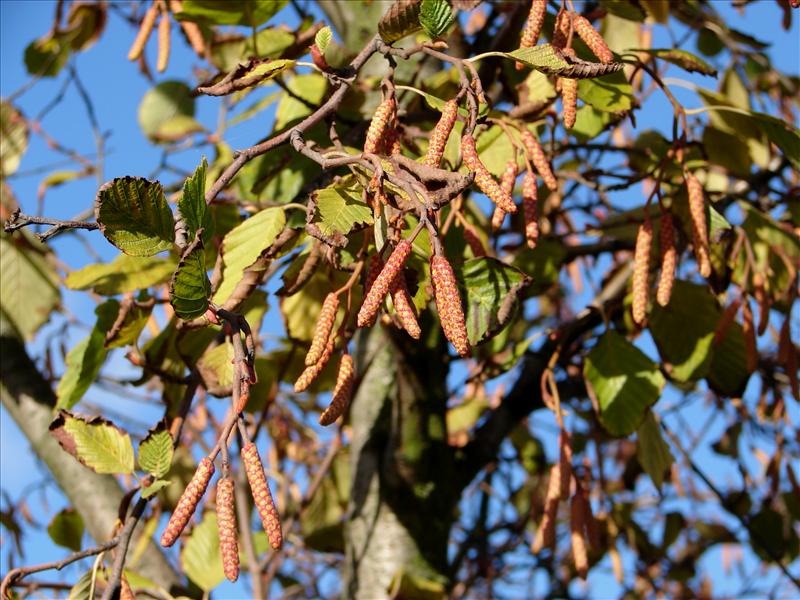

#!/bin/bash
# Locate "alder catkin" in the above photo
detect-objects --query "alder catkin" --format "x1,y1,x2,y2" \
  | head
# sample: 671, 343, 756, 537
531, 464, 561, 553
241, 443, 282, 550
516, 0, 547, 69
491, 206, 506, 231
319, 354, 355, 426
573, 14, 614, 63
306, 293, 339, 366
390, 273, 422, 339
216, 479, 239, 582
742, 300, 757, 373
362, 255, 385, 327
684, 170, 711, 278
558, 431, 573, 500
127, 3, 159, 61
656, 212, 676, 307
521, 130, 558, 191
294, 335, 335, 392
522, 171, 539, 249
156, 11, 170, 73
560, 77, 578, 129
461, 134, 516, 213
551, 10, 571, 49
431, 255, 470, 357
160, 457, 215, 547
357, 241, 412, 328
632, 216, 653, 326
493, 160, 518, 230
364, 97, 396, 155
570, 492, 589, 579
424, 99, 458, 168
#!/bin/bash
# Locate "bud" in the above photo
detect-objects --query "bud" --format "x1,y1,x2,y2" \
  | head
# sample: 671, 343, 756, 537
294, 335, 335, 392
128, 4, 159, 61
632, 216, 653, 326
156, 12, 170, 73
522, 171, 539, 249
357, 241, 412, 328
573, 14, 614, 63
570, 491, 589, 579
516, 0, 547, 69
560, 77, 578, 129
684, 170, 711, 278
216, 479, 239, 582
364, 97, 396, 155
160, 457, 215, 547
656, 212, 676, 307
241, 443, 282, 549
431, 255, 470, 357
390, 273, 422, 339
424, 99, 459, 168
306, 293, 339, 366
461, 134, 516, 213
320, 354, 355, 426
521, 130, 557, 191
742, 300, 757, 374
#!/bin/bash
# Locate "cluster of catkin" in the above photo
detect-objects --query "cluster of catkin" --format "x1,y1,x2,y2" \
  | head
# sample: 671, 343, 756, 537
631, 209, 678, 326
127, 1, 205, 74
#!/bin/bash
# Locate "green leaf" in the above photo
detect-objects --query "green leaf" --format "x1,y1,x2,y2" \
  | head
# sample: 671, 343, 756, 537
280, 268, 348, 343
308, 177, 373, 247
180, 511, 225, 592
707, 318, 750, 397
419, 0, 453, 39
571, 105, 614, 140
104, 296, 153, 349
636, 411, 674, 491
65, 2, 107, 51
197, 58, 295, 96
177, 0, 287, 27
636, 48, 717, 77
66, 570, 94, 600
169, 244, 211, 320
387, 571, 447, 600
508, 44, 624, 78
66, 254, 177, 295
95, 177, 175, 257
213, 207, 285, 304
315, 26, 332, 54
24, 33, 70, 77
475, 125, 516, 178
138, 81, 198, 144
141, 479, 172, 499
512, 239, 567, 296
457, 257, 531, 346
1, 101, 29, 176
584, 330, 665, 437
178, 158, 212, 246
47, 508, 84, 552
274, 74, 328, 130
50, 411, 135, 475
197, 342, 234, 396
138, 423, 173, 478
379, 0, 422, 43
577, 71, 633, 112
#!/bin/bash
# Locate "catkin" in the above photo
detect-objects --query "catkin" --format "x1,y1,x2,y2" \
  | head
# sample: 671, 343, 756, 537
561, 77, 578, 129
491, 207, 506, 231
493, 160, 518, 229
552, 10, 571, 49
424, 99, 458, 167
558, 431, 573, 500
294, 335, 335, 392
156, 11, 170, 73
521, 130, 558, 191
364, 97, 396, 155
306, 293, 339, 366
357, 241, 412, 328
573, 14, 614, 63
160, 457, 215, 547
461, 134, 516, 213
390, 273, 421, 339
516, 0, 547, 69
570, 492, 589, 579
362, 255, 385, 327
431, 255, 470, 357
684, 170, 711, 278
656, 212, 676, 307
713, 298, 741, 346
522, 171, 539, 249
216, 479, 239, 582
632, 216, 653, 326
319, 354, 355, 426
742, 300, 757, 373
241, 443, 282, 549
531, 464, 561, 553
127, 3, 159, 61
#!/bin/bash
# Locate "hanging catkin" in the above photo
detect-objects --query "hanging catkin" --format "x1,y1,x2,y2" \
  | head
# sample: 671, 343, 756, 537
319, 354, 355, 426
390, 273, 422, 339
461, 134, 516, 213
521, 130, 557, 191
516, 0, 547, 69
431, 255, 470, 357
570, 491, 589, 579
522, 171, 539, 249
127, 3, 159, 61
531, 463, 561, 553
306, 293, 339, 366
656, 212, 676, 307
684, 170, 711, 278
357, 241, 412, 328
160, 457, 215, 547
364, 97, 396, 155
424, 99, 458, 167
216, 479, 239, 582
632, 216, 653, 326
241, 443, 282, 549
294, 335, 335, 392
573, 14, 614, 63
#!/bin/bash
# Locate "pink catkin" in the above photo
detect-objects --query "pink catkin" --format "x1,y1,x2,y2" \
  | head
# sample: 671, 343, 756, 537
521, 130, 557, 191
390, 273, 422, 339
522, 171, 539, 248
424, 99, 458, 168
305, 293, 339, 366
319, 354, 355, 426
461, 134, 516, 213
216, 479, 239, 582
357, 241, 412, 328
160, 457, 215, 547
241, 443, 282, 549
431, 255, 470, 357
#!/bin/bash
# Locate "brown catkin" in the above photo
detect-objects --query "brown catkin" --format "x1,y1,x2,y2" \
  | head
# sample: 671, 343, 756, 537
491, 206, 506, 231
461, 134, 516, 213
294, 335, 335, 392
558, 431, 573, 500
493, 160, 518, 230
570, 492, 589, 579
156, 11, 170, 73
160, 457, 214, 547
742, 300, 757, 373
521, 130, 557, 191
684, 170, 711, 278
561, 77, 578, 129
522, 171, 539, 249
516, 0, 547, 69
127, 3, 159, 61
306, 293, 339, 366
364, 97, 396, 155
573, 14, 614, 63
552, 10, 571, 49
531, 464, 561, 553
632, 216, 653, 326
216, 479, 239, 582
656, 212, 676, 307
713, 298, 741, 346
241, 443, 282, 549
431, 255, 470, 357
357, 241, 412, 328
390, 273, 422, 339
424, 99, 458, 168
319, 354, 355, 426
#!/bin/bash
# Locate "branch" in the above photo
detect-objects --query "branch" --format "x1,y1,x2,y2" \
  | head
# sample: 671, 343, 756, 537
4, 209, 99, 242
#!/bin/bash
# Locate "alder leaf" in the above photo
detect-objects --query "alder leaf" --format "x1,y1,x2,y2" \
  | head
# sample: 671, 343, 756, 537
636, 411, 674, 491
141, 479, 172, 499
50, 411, 135, 475
196, 58, 295, 96
66, 570, 94, 600
138, 422, 174, 478
308, 177, 373, 248
104, 295, 153, 349
95, 177, 175, 257
315, 26, 332, 53
419, 0, 453, 39
47, 508, 84, 552
181, 512, 225, 592
176, 0, 286, 27
379, 0, 422, 43
577, 71, 633, 112
1, 101, 29, 176
169, 241, 211, 320
138, 81, 199, 144
66, 254, 177, 296
636, 48, 717, 77
508, 44, 624, 78
178, 157, 212, 245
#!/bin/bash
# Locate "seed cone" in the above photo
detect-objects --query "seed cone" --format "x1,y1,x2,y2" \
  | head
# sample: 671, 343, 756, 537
306, 293, 339, 366
573, 14, 614, 63
684, 170, 711, 278
241, 443, 282, 549
390, 272, 421, 339
656, 212, 676, 307
431, 255, 470, 357
522, 171, 539, 248
160, 457, 215, 547
295, 335, 335, 392
424, 99, 458, 167
364, 97, 395, 155
357, 241, 412, 328
570, 491, 589, 579
632, 216, 653, 326
516, 0, 547, 69
521, 130, 557, 191
461, 134, 516, 213
561, 77, 578, 129
320, 354, 355, 426
216, 479, 239, 582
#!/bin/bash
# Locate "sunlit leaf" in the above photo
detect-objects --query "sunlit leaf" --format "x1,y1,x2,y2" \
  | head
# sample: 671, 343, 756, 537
419, 0, 453, 39
66, 254, 177, 296
0, 101, 28, 176
636, 411, 674, 491
169, 244, 211, 320
138, 81, 198, 144
50, 411, 135, 475
138, 422, 173, 479
181, 511, 225, 592
177, 0, 287, 27
47, 508, 84, 552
